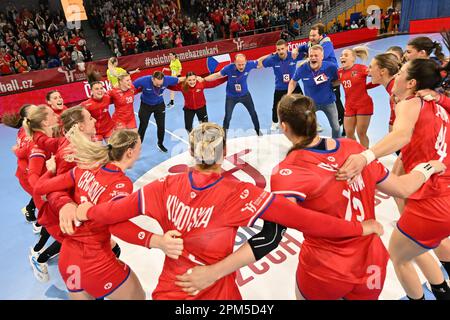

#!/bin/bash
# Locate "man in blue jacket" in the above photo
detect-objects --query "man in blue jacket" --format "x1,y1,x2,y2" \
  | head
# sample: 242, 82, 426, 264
133, 71, 184, 152
287, 45, 340, 138
297, 23, 345, 134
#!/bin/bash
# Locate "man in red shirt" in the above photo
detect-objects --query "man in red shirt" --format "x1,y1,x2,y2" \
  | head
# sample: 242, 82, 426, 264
46, 38, 59, 59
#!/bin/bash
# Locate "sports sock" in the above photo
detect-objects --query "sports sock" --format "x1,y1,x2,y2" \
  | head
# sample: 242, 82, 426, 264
37, 241, 61, 263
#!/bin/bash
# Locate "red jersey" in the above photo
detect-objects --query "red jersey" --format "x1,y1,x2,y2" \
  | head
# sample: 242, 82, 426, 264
338, 64, 374, 110
15, 127, 30, 177
85, 169, 364, 300
109, 86, 136, 124
80, 95, 114, 138
168, 78, 227, 110
27, 134, 51, 210
271, 138, 390, 285
51, 105, 68, 118
438, 94, 450, 111
401, 99, 450, 199
33, 136, 75, 239
385, 78, 396, 125
35, 163, 154, 247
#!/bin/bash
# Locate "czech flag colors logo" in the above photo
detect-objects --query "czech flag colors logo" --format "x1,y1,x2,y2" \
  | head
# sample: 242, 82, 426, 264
207, 54, 231, 74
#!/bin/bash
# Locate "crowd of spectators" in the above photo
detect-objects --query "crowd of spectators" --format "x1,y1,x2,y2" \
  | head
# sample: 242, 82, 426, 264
1, 0, 400, 75
0, 3, 92, 76
88, 0, 339, 57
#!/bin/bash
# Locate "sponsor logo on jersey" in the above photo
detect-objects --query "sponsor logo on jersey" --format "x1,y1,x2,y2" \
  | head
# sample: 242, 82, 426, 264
116, 183, 125, 189
279, 168, 292, 176
240, 189, 249, 199
138, 231, 145, 240
104, 282, 113, 290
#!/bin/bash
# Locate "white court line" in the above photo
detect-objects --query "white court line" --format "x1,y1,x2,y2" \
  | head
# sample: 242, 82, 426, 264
134, 111, 189, 145
362, 41, 388, 53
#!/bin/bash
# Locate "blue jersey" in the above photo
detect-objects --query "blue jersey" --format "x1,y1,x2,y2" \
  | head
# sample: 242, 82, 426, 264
220, 61, 258, 97
293, 61, 338, 106
298, 36, 338, 66
263, 52, 300, 90
133, 75, 179, 105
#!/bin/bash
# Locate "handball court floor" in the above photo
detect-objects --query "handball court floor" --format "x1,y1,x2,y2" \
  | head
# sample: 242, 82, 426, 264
0, 33, 448, 300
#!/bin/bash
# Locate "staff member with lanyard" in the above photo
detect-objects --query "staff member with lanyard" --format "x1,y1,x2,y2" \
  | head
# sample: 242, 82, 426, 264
288, 45, 340, 138
259, 39, 304, 131
297, 23, 345, 134
133, 71, 184, 152
205, 53, 262, 136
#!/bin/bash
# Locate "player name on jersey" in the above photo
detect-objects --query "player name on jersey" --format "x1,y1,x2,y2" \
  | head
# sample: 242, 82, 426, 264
77, 170, 107, 204
167, 195, 215, 232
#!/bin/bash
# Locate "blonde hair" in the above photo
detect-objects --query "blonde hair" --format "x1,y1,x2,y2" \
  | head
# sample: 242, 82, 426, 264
66, 126, 139, 169
309, 44, 324, 53
348, 46, 369, 61
189, 122, 226, 169
22, 104, 50, 138
117, 71, 130, 83
108, 57, 118, 68
60, 106, 85, 133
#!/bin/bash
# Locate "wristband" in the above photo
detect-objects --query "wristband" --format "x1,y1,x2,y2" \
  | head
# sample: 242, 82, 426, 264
361, 149, 376, 165
412, 162, 435, 182
423, 94, 435, 102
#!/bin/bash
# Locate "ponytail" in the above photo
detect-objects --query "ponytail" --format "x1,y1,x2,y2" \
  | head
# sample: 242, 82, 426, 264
277, 94, 317, 155
189, 122, 226, 169
22, 104, 49, 138
66, 126, 139, 169
408, 36, 445, 62
1, 104, 33, 129
352, 46, 369, 61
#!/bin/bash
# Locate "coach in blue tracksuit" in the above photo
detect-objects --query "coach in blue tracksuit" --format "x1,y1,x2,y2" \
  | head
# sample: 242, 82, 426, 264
297, 23, 345, 132
288, 45, 340, 138
205, 54, 262, 136
133, 71, 183, 152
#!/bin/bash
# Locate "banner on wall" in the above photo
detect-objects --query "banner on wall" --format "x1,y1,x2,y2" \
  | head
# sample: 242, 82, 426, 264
0, 28, 379, 116
0, 31, 281, 98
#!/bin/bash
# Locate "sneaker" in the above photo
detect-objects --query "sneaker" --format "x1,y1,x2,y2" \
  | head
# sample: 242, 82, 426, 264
32, 222, 42, 234
29, 247, 49, 282
157, 143, 168, 153
317, 124, 324, 132
21, 207, 36, 223
166, 102, 175, 110
271, 122, 279, 131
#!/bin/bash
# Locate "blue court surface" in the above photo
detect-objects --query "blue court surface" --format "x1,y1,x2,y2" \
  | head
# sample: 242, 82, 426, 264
0, 33, 448, 299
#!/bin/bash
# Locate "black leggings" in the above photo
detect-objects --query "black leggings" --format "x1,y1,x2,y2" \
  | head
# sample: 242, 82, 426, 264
34, 227, 61, 263
333, 85, 345, 126
26, 198, 35, 212
184, 106, 208, 133
137, 102, 166, 144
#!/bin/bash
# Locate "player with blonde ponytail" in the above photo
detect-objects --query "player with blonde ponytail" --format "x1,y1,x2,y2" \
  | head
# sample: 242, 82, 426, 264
337, 46, 377, 147
34, 127, 184, 299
